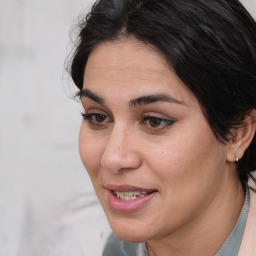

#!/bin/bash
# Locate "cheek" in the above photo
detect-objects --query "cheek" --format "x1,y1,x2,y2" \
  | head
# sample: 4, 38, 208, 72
145, 125, 222, 191
79, 126, 104, 179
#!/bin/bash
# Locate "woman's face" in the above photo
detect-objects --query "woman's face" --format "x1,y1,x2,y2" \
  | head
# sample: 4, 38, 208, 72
79, 39, 231, 243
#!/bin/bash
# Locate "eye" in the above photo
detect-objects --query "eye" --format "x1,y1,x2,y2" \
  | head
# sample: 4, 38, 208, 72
81, 113, 111, 125
141, 115, 175, 130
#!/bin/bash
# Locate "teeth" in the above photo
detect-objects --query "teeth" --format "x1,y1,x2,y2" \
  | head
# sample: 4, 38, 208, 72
114, 191, 150, 200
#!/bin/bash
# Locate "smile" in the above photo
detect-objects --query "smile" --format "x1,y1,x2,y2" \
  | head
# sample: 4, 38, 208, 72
113, 191, 150, 200
105, 185, 157, 213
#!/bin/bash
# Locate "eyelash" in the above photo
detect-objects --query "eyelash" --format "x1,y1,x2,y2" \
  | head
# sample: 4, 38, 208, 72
81, 113, 175, 130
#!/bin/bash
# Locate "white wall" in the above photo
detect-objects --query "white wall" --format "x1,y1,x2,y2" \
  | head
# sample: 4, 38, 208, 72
0, 0, 255, 255
0, 0, 111, 255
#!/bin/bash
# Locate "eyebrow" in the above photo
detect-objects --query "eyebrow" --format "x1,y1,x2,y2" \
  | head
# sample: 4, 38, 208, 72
77, 89, 105, 105
129, 94, 185, 107
77, 89, 184, 107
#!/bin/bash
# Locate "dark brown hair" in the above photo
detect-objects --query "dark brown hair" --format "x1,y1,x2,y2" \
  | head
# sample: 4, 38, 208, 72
69, 0, 256, 182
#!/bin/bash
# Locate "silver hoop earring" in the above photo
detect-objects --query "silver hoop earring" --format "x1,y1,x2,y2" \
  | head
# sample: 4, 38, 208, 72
235, 157, 239, 163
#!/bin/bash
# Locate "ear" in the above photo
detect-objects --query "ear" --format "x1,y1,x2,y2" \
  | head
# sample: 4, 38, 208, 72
227, 109, 256, 163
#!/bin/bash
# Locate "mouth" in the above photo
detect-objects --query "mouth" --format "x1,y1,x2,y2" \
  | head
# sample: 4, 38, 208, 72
105, 184, 157, 213
113, 191, 152, 200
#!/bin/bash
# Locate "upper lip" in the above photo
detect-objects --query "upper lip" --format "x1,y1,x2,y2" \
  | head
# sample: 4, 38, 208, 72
104, 184, 157, 193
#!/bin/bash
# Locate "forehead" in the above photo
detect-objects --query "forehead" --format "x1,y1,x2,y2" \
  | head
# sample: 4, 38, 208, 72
83, 39, 197, 106
87, 38, 168, 70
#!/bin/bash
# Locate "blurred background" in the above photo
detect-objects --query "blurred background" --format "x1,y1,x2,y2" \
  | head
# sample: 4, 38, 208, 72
0, 0, 255, 255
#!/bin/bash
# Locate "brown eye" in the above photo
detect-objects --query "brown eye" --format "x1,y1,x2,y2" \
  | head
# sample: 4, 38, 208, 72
148, 117, 162, 128
141, 115, 175, 131
95, 114, 106, 123
81, 113, 110, 126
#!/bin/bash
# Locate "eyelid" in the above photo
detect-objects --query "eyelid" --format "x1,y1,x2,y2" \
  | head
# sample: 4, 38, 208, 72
141, 115, 175, 124
82, 112, 109, 120
142, 112, 174, 119
83, 107, 110, 117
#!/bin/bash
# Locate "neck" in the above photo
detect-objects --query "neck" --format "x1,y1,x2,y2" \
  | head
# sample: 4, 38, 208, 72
147, 171, 245, 256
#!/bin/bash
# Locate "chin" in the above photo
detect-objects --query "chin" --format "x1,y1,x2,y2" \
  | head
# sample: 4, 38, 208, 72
114, 231, 148, 243
108, 219, 152, 243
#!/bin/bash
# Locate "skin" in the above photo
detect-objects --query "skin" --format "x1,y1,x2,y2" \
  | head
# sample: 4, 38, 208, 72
79, 38, 245, 256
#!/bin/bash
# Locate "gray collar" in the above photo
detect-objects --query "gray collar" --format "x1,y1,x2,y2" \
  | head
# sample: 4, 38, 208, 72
215, 187, 250, 256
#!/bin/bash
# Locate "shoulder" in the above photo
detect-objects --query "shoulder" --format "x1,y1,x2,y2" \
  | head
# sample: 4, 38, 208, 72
102, 233, 148, 256
239, 171, 256, 255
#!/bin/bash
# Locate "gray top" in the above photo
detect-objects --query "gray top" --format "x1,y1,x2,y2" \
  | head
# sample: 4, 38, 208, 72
103, 188, 250, 256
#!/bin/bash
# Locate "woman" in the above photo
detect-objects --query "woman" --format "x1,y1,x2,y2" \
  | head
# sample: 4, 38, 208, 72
69, 0, 256, 255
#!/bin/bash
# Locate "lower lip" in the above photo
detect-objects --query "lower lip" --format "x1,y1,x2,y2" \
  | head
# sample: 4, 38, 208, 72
107, 190, 157, 213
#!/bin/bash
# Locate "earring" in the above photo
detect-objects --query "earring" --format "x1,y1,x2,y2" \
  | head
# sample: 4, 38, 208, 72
235, 157, 239, 163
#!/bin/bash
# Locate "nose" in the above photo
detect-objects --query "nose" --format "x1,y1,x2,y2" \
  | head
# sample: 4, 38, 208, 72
101, 125, 142, 174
